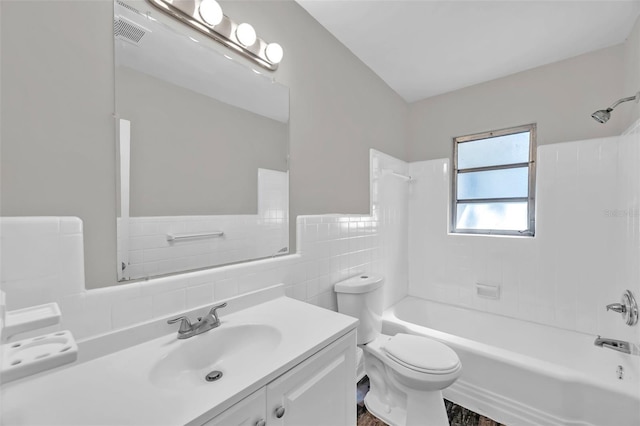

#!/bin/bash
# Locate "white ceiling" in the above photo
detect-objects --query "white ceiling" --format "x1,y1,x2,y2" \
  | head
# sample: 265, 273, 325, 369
297, 0, 640, 103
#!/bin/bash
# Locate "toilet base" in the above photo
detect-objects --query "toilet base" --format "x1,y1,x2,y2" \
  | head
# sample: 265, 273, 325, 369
364, 388, 449, 426
364, 390, 405, 426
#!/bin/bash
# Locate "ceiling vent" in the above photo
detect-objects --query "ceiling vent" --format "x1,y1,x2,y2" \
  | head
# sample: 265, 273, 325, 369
116, 0, 141, 14
114, 16, 147, 45
114, 0, 149, 46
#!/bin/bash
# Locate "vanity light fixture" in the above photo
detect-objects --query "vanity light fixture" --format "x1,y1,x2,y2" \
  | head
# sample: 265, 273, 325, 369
198, 0, 223, 26
146, 0, 284, 71
265, 43, 284, 64
236, 23, 256, 47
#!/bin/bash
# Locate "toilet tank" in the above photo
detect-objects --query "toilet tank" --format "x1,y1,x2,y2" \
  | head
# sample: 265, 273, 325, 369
334, 275, 384, 344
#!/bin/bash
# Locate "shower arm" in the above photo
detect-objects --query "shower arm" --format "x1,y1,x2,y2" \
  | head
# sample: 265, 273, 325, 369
607, 92, 640, 111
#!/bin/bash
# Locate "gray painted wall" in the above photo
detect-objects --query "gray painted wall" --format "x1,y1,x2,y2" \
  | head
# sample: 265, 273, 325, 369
117, 67, 288, 216
407, 44, 630, 162
1, 0, 117, 288
623, 16, 640, 125
1, 0, 407, 288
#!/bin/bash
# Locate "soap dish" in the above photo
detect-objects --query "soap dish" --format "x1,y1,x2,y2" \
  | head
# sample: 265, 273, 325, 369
1, 330, 78, 383
3, 302, 61, 339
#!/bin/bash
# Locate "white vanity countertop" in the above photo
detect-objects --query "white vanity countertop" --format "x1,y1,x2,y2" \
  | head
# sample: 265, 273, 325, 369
1, 291, 358, 425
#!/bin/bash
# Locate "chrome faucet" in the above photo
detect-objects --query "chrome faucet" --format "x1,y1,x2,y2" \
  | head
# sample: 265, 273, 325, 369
593, 335, 631, 354
167, 302, 227, 339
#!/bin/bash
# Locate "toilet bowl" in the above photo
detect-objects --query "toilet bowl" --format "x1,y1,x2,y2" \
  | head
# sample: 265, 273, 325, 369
334, 275, 461, 426
362, 333, 461, 426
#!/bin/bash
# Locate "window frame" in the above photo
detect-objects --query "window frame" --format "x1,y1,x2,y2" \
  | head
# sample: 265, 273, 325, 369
451, 123, 537, 237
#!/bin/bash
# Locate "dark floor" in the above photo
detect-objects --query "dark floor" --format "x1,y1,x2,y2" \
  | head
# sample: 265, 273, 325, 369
357, 402, 504, 426
355, 376, 504, 426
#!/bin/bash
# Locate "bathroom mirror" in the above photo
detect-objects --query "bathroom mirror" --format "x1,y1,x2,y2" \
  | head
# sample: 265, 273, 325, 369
114, 0, 290, 281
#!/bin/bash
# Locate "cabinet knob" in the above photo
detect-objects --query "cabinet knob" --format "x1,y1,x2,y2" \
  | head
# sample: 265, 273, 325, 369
274, 406, 285, 418
255, 420, 266, 426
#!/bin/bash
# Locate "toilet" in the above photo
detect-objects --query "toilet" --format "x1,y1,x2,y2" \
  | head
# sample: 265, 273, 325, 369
335, 275, 461, 426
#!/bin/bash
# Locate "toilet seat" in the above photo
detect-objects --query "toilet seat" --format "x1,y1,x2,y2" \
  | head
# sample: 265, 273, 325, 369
383, 333, 460, 375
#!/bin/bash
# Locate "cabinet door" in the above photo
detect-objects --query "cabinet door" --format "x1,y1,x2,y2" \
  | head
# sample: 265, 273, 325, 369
202, 388, 266, 426
266, 331, 356, 426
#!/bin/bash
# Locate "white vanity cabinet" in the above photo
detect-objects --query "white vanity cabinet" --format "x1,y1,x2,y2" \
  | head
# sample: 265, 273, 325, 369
203, 330, 356, 426
203, 388, 267, 426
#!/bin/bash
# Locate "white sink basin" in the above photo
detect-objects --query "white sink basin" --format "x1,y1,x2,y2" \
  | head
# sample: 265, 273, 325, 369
149, 324, 282, 390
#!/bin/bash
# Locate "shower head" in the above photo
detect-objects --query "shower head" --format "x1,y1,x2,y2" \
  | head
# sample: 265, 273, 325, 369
591, 108, 612, 124
591, 91, 640, 124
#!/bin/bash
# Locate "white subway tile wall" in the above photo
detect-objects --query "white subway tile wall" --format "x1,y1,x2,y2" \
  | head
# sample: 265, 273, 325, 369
408, 129, 640, 343
1, 213, 382, 340
0, 217, 85, 310
118, 169, 289, 280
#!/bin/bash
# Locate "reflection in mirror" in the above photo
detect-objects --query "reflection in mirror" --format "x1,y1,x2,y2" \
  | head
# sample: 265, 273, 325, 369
115, 0, 290, 281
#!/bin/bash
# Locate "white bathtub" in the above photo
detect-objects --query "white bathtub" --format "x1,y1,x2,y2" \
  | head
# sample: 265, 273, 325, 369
382, 296, 640, 426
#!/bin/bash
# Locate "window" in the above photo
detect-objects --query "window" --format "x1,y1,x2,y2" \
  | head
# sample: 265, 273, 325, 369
452, 124, 536, 236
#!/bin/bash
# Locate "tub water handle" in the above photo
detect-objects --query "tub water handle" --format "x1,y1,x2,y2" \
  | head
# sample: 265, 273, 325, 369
606, 303, 625, 313
605, 290, 638, 326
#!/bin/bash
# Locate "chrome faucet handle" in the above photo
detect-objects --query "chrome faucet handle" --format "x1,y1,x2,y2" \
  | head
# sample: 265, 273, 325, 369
606, 303, 626, 313
208, 302, 228, 325
167, 316, 193, 334
605, 290, 638, 326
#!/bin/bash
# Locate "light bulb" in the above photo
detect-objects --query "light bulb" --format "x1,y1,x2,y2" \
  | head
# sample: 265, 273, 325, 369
236, 23, 256, 47
199, 0, 223, 26
265, 42, 284, 64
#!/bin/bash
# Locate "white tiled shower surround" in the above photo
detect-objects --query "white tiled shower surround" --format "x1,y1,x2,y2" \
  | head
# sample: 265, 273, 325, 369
409, 127, 640, 343
117, 169, 289, 280
370, 150, 410, 308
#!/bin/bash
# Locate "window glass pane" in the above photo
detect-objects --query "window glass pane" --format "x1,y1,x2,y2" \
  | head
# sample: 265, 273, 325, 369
456, 202, 528, 231
458, 132, 529, 169
457, 167, 528, 200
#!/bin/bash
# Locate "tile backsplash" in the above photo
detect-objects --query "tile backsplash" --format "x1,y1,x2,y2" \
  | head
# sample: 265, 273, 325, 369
2, 214, 381, 341
0, 217, 85, 310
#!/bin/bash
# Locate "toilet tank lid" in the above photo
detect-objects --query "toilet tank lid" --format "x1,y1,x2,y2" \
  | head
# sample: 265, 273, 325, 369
334, 275, 383, 294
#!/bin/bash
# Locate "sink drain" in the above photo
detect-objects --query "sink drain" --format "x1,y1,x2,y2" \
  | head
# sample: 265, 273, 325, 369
205, 370, 223, 382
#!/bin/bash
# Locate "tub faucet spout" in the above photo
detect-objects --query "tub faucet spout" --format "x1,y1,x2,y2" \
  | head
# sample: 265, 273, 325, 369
594, 336, 631, 354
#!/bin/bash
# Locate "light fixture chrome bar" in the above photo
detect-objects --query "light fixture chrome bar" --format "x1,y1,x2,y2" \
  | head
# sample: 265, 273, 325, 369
167, 231, 224, 242
146, 0, 281, 71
